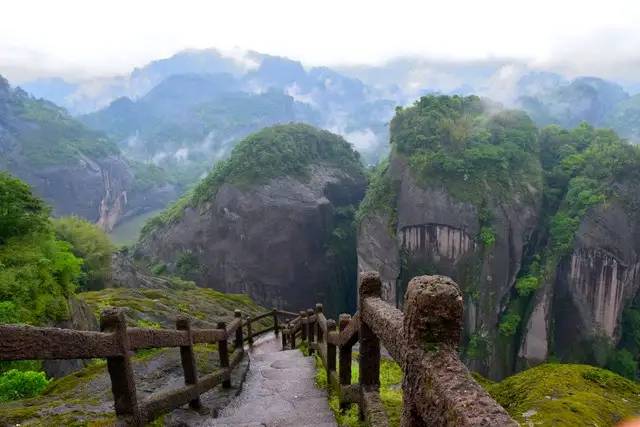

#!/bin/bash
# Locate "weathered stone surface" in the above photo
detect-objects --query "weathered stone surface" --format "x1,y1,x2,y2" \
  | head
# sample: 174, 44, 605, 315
358, 155, 542, 379
401, 275, 517, 426
137, 164, 365, 313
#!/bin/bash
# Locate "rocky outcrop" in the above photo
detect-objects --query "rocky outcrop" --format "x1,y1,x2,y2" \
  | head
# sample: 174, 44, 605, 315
520, 197, 640, 365
358, 156, 542, 379
137, 164, 365, 314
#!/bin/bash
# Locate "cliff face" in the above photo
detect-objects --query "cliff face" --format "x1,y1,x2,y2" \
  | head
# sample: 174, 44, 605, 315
0, 75, 177, 230
136, 124, 366, 314
520, 193, 640, 366
138, 165, 365, 313
357, 95, 640, 379
358, 154, 542, 379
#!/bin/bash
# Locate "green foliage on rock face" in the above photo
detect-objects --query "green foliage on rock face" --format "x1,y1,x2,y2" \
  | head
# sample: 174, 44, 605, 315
53, 216, 114, 291
0, 173, 82, 324
499, 311, 521, 337
355, 159, 397, 231
392, 95, 541, 206
3, 87, 118, 167
141, 123, 363, 235
484, 363, 640, 426
0, 370, 49, 402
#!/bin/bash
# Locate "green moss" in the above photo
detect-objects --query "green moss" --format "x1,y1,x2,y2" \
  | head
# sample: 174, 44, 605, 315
486, 364, 640, 426
313, 353, 402, 427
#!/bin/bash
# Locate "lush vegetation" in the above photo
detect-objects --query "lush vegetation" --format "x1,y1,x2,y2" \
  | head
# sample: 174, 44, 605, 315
355, 159, 398, 231
0, 370, 49, 402
0, 172, 82, 325
501, 124, 640, 346
141, 123, 363, 235
0, 79, 118, 167
314, 354, 402, 427
392, 95, 541, 205
53, 216, 114, 291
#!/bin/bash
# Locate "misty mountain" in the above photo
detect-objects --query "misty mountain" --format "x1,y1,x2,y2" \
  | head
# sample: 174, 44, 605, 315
74, 53, 394, 184
0, 75, 179, 230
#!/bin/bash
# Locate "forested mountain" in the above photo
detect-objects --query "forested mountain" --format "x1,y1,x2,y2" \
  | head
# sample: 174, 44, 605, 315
0, 75, 178, 231
357, 95, 640, 380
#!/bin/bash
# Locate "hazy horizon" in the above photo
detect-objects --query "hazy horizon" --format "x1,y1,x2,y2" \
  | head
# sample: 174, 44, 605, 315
2, 0, 640, 84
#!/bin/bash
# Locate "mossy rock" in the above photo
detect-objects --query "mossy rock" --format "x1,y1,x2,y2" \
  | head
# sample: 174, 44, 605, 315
78, 285, 271, 330
484, 363, 640, 426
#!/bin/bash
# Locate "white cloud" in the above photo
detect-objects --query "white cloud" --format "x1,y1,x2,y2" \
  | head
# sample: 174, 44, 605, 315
1, 0, 639, 82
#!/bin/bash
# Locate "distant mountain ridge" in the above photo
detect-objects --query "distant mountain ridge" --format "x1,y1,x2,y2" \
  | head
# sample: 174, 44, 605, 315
0, 75, 179, 231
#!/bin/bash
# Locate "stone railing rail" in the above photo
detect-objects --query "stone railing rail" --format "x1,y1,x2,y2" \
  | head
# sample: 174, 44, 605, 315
0, 307, 296, 426
282, 272, 517, 426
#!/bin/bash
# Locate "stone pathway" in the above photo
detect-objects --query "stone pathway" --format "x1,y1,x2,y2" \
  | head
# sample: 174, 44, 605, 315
199, 333, 337, 426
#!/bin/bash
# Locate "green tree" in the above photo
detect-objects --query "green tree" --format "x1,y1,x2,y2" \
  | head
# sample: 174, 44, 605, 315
53, 216, 114, 291
0, 173, 82, 324
0, 172, 49, 243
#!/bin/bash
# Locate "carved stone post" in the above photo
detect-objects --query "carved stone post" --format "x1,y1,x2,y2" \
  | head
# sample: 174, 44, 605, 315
401, 275, 463, 427
282, 327, 288, 350
246, 315, 254, 347
315, 303, 324, 348
217, 321, 231, 388
358, 272, 381, 419
338, 313, 352, 387
300, 310, 308, 342
234, 310, 244, 351
326, 319, 337, 379
101, 308, 141, 426
307, 308, 316, 355
273, 308, 279, 337
176, 316, 201, 410
290, 322, 297, 349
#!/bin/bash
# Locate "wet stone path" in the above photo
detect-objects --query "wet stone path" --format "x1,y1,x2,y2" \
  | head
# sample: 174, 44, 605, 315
200, 333, 337, 426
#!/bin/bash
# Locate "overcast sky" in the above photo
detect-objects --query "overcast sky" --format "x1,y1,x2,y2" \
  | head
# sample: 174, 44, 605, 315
2, 0, 640, 82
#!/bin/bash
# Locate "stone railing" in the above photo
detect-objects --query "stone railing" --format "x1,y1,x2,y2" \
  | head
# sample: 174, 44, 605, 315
282, 272, 517, 426
0, 307, 296, 426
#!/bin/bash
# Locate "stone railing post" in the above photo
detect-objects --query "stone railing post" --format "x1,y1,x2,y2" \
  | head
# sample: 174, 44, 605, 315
217, 321, 231, 388
234, 310, 244, 351
176, 316, 201, 410
307, 308, 316, 355
359, 272, 381, 400
100, 308, 141, 426
326, 319, 337, 379
338, 313, 352, 387
300, 310, 308, 342
401, 275, 463, 427
315, 303, 324, 348
246, 315, 254, 347
282, 326, 288, 350
290, 321, 297, 349
273, 308, 279, 337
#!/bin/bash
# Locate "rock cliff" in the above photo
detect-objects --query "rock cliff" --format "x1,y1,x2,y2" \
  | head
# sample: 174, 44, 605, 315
136, 124, 366, 314
357, 95, 640, 379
